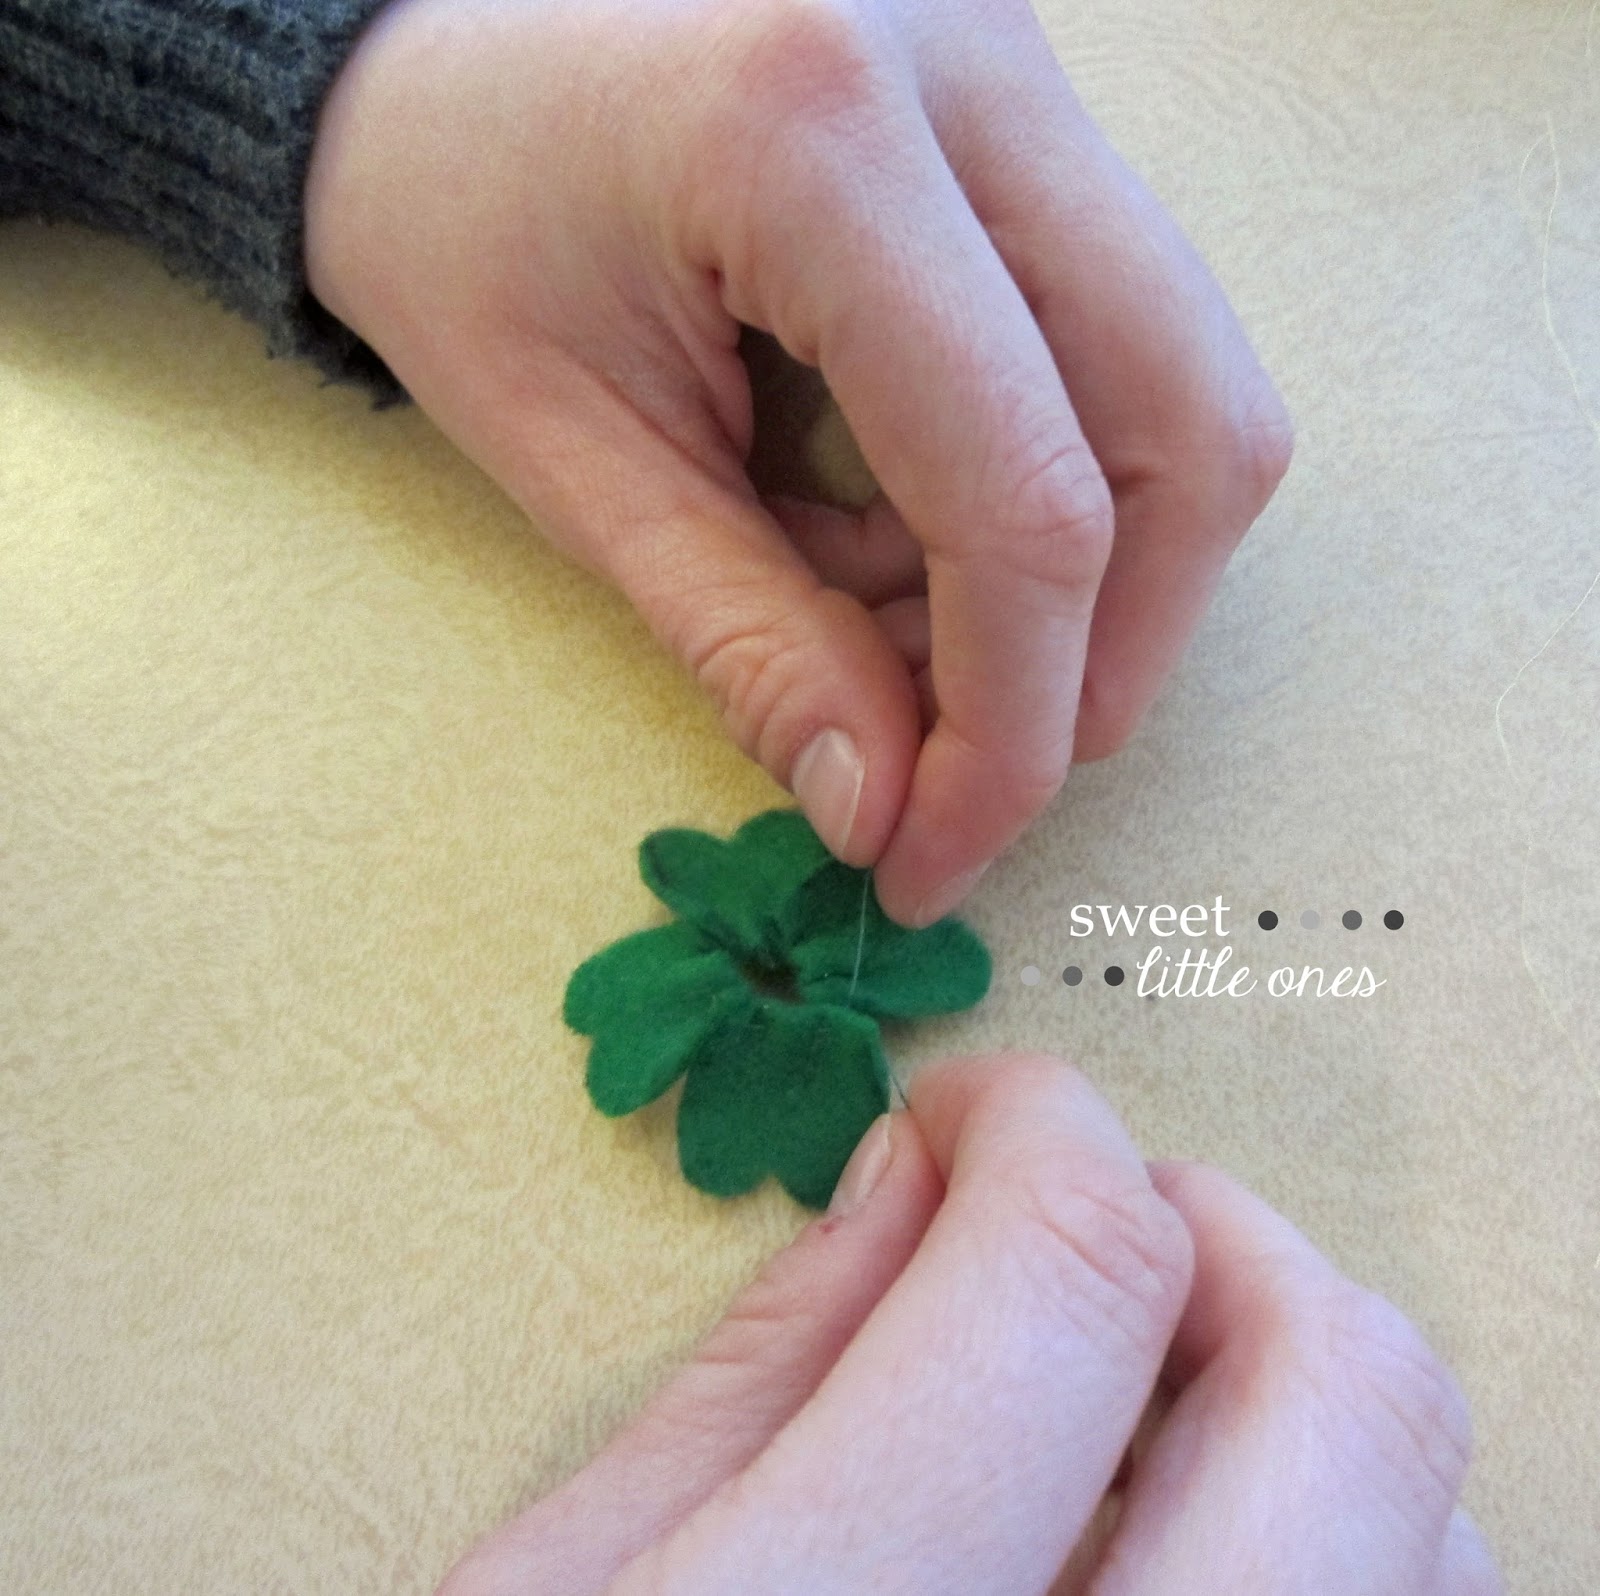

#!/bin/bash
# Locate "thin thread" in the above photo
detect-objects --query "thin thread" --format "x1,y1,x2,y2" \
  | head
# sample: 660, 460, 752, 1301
1542, 0, 1585, 63
1520, 119, 1600, 446
847, 871, 909, 1110
1539, 3, 1599, 69
1509, 117, 1600, 1264
846, 872, 869, 1001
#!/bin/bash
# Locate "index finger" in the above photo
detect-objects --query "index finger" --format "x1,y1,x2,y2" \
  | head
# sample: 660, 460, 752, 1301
709, 50, 1114, 925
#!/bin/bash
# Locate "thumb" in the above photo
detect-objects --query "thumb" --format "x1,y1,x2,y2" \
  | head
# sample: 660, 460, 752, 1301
519, 399, 922, 866
435, 1111, 943, 1596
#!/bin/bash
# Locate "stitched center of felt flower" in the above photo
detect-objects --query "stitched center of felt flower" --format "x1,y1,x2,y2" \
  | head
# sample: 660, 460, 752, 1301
738, 957, 803, 1004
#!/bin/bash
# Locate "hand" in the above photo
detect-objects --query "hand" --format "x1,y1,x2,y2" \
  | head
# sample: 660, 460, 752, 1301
434, 1054, 1500, 1595
303, 0, 1293, 926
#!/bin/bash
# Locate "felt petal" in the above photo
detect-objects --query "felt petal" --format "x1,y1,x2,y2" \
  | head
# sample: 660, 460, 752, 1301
676, 1000, 890, 1210
640, 809, 833, 963
727, 808, 833, 908
777, 854, 873, 946
564, 922, 747, 1116
789, 867, 992, 1021
638, 829, 767, 956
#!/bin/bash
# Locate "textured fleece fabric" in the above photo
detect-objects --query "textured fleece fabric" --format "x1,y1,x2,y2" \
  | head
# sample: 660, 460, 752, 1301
0, 0, 404, 399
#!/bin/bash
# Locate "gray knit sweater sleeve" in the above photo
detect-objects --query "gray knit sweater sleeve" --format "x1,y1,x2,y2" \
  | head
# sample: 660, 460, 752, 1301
0, 0, 406, 402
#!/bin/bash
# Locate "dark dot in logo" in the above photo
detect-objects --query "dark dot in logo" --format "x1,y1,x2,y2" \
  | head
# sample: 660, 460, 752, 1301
1384, 909, 1405, 930
1258, 910, 1278, 930
1105, 965, 1125, 987
1342, 910, 1362, 930
1062, 965, 1083, 987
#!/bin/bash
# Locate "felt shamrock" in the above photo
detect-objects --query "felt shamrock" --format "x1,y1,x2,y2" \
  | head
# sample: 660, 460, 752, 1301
564, 808, 991, 1209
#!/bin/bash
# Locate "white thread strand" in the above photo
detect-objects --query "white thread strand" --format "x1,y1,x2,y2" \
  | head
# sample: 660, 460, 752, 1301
846, 872, 908, 1110
1510, 116, 1600, 1263
846, 873, 869, 1001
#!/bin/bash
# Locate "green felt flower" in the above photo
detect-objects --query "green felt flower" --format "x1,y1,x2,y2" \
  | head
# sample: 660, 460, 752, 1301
564, 808, 991, 1209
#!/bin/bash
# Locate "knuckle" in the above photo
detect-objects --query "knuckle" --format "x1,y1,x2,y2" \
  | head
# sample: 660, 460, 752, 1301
675, 0, 894, 343
719, 0, 883, 128
1225, 375, 1295, 511
1005, 1157, 1193, 1361
997, 746, 1078, 828
1316, 1282, 1474, 1507
681, 605, 810, 769
991, 435, 1116, 594
1117, 369, 1293, 556
1010, 753, 1075, 817
633, 1256, 825, 1456
694, 1266, 815, 1384
937, 715, 1071, 823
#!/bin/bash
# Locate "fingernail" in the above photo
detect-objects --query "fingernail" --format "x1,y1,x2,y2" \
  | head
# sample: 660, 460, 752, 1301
826, 1114, 893, 1219
912, 862, 988, 928
791, 728, 865, 857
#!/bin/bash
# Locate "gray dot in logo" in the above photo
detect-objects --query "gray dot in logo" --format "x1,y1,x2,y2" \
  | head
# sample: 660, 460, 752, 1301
1342, 909, 1362, 930
1020, 965, 1041, 987
1301, 909, 1320, 929
1062, 966, 1083, 987
1384, 909, 1405, 930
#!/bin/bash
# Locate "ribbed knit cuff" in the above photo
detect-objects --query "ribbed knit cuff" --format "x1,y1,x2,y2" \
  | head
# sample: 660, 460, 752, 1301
0, 0, 406, 404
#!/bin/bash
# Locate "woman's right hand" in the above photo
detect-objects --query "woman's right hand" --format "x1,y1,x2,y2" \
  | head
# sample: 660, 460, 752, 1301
304, 0, 1293, 931
437, 1052, 1501, 1595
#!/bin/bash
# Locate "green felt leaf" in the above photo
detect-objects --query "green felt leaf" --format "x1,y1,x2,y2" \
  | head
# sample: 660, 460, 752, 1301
676, 1000, 890, 1210
779, 853, 871, 942
638, 829, 766, 957
727, 807, 833, 906
788, 861, 992, 1021
639, 809, 832, 964
564, 921, 747, 1116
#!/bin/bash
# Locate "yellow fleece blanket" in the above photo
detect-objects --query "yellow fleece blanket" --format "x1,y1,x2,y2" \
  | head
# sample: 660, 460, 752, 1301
2, 2, 1596, 1589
